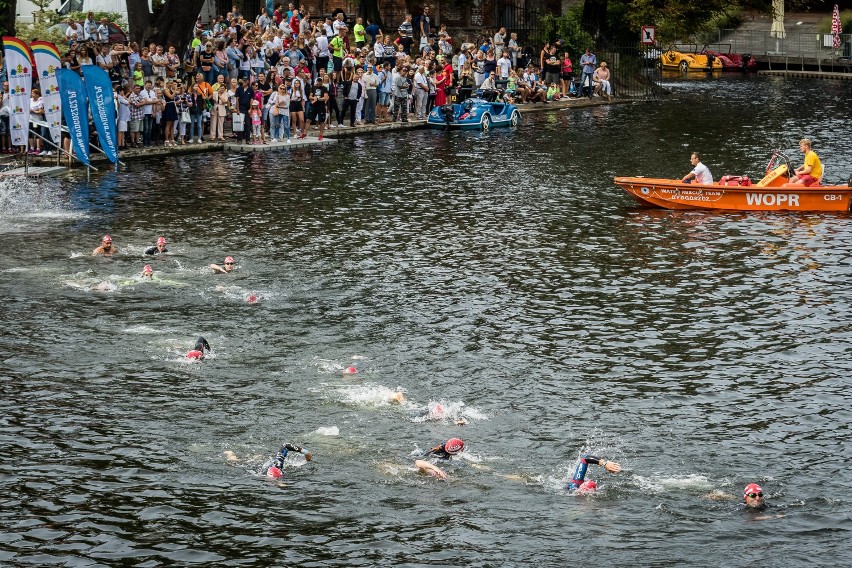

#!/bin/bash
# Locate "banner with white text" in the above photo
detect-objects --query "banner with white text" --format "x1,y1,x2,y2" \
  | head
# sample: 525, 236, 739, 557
2, 36, 34, 147
80, 65, 118, 163
30, 41, 63, 145
55, 69, 91, 167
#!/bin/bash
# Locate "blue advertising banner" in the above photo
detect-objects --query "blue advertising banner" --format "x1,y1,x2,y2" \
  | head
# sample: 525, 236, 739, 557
80, 65, 118, 163
55, 68, 90, 167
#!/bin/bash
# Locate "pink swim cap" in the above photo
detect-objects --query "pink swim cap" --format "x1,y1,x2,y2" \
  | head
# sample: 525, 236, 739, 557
157, 236, 167, 245
267, 466, 283, 479
444, 438, 465, 455
578, 480, 597, 492
343, 365, 358, 375
247, 294, 258, 303
142, 265, 153, 274
102, 235, 111, 242
743, 483, 763, 498
187, 349, 204, 360
224, 256, 235, 263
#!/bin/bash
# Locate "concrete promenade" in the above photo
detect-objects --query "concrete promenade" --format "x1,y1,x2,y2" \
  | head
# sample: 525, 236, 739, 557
8, 95, 625, 169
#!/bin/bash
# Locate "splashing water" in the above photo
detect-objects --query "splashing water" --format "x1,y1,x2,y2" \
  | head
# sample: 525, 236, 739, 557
412, 400, 488, 424
0, 177, 80, 231
332, 384, 408, 407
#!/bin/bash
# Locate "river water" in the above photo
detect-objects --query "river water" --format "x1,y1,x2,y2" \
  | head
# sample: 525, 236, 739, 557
2, 75, 851, 566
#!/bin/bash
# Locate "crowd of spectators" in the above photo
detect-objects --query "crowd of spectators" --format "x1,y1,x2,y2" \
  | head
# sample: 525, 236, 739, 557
0, 4, 615, 155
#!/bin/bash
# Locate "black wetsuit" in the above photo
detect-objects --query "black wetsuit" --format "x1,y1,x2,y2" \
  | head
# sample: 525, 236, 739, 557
144, 245, 169, 255
272, 443, 308, 469
427, 443, 454, 459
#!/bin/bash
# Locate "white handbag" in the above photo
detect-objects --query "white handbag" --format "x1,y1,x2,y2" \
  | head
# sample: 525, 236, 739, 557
231, 112, 244, 132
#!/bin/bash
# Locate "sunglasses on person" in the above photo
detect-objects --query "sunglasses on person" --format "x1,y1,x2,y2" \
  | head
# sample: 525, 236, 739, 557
224, 262, 234, 266
746, 493, 763, 498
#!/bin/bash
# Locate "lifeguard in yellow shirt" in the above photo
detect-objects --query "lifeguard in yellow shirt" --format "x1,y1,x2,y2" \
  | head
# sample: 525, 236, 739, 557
789, 138, 823, 186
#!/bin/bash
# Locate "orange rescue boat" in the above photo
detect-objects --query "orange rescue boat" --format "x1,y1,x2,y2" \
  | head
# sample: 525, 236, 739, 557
614, 151, 852, 212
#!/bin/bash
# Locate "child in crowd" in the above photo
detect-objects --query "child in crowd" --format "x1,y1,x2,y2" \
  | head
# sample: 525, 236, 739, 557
249, 100, 263, 144
503, 69, 518, 103
133, 62, 144, 87
546, 82, 560, 101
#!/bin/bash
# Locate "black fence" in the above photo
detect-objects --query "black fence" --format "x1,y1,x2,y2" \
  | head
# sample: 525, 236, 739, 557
481, 5, 663, 101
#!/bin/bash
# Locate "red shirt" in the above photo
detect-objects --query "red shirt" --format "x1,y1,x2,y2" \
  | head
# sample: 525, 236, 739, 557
289, 15, 300, 35
273, 9, 282, 25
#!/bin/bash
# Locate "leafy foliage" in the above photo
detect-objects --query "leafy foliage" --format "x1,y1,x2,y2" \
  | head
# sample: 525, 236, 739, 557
818, 9, 852, 34
45, 11, 127, 30
533, 5, 594, 56
14, 19, 65, 45
0, 0, 16, 36
14, 10, 127, 46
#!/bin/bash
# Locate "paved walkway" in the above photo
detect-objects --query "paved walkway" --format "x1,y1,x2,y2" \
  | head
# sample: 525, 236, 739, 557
23, 95, 628, 166
710, 12, 851, 60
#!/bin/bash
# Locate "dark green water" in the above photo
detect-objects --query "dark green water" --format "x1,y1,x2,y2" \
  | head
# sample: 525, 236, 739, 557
1, 75, 851, 566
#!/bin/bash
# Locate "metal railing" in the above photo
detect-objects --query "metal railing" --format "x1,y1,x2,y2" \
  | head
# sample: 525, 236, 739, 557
703, 29, 852, 59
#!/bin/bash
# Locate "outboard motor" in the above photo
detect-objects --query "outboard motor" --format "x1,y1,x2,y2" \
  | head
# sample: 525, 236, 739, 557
848, 172, 852, 187
441, 104, 455, 127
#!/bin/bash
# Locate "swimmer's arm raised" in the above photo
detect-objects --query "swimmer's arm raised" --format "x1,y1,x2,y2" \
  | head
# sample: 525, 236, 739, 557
583, 455, 621, 473
281, 443, 312, 461
210, 263, 228, 273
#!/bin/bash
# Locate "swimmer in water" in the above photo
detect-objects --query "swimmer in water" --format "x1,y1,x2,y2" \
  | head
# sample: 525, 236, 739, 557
743, 483, 766, 510
708, 482, 783, 519
186, 336, 211, 359
265, 443, 313, 478
568, 453, 622, 493
144, 236, 169, 255
414, 437, 465, 480
92, 235, 117, 256
210, 256, 236, 273
141, 264, 154, 278
416, 402, 467, 425
743, 483, 784, 519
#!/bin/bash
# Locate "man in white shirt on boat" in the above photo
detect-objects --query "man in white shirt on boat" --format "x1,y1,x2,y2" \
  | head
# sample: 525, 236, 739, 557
682, 152, 714, 184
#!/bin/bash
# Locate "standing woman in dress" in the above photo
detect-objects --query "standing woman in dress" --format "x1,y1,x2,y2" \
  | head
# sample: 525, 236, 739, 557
162, 79, 178, 146
434, 65, 448, 108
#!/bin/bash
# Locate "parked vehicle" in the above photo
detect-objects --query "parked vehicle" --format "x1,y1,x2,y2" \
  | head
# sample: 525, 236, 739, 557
700, 44, 758, 71
659, 45, 723, 72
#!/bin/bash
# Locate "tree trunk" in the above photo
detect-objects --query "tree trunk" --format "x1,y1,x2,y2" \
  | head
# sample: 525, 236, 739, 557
126, 0, 153, 45
0, 0, 17, 37
358, 0, 383, 28
127, 0, 206, 53
581, 0, 608, 37
152, 0, 207, 53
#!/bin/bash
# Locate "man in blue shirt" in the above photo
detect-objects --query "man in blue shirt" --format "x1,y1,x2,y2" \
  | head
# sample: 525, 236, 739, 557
580, 48, 597, 98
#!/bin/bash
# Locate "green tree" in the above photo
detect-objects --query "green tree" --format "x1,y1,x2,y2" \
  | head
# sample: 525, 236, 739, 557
0, 0, 16, 36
